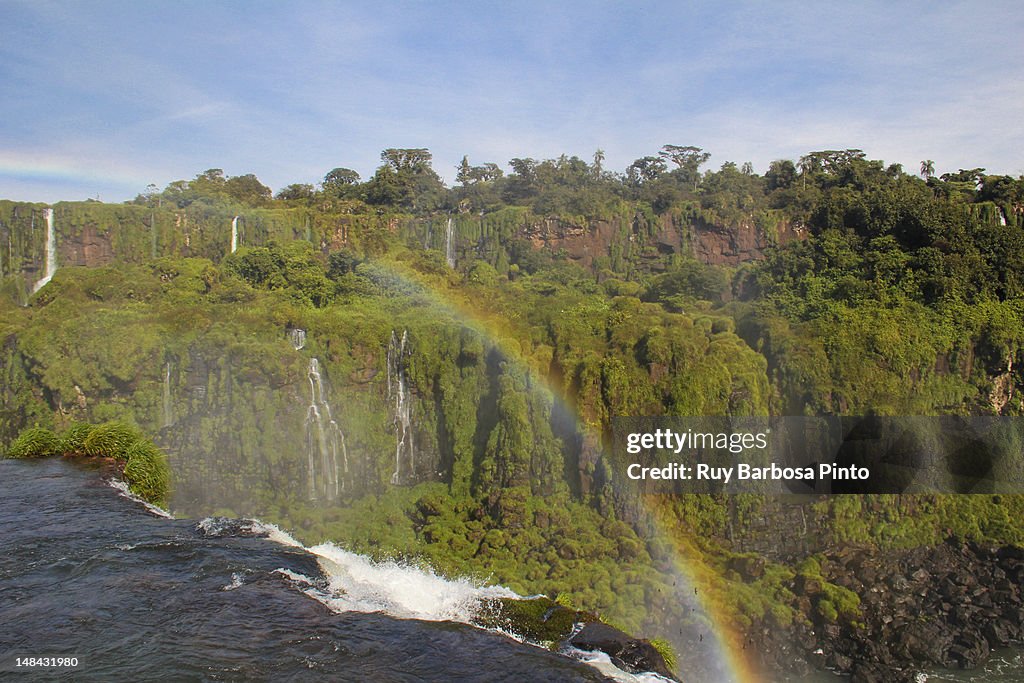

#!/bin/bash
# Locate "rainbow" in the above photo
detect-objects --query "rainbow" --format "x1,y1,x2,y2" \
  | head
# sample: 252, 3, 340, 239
8, 205, 763, 680
0, 151, 154, 200
359, 257, 762, 682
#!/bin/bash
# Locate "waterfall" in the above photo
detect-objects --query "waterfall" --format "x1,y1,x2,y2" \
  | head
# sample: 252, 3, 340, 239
305, 358, 347, 501
32, 208, 57, 293
289, 328, 306, 351
444, 216, 455, 268
162, 361, 174, 428
387, 330, 414, 484
151, 212, 158, 259
230, 216, 240, 253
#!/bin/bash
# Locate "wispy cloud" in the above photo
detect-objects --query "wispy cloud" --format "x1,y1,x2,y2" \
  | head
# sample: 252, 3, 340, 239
2, 1, 1021, 202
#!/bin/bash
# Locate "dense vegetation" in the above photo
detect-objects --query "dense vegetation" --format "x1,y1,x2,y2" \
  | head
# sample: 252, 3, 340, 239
2, 145, 1024, 667
5, 421, 171, 506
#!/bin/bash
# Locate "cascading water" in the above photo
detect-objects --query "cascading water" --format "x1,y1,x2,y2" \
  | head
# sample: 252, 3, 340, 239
32, 208, 57, 293
387, 330, 414, 485
151, 212, 158, 259
162, 361, 174, 428
230, 216, 240, 253
444, 216, 455, 268
305, 358, 347, 501
289, 328, 306, 351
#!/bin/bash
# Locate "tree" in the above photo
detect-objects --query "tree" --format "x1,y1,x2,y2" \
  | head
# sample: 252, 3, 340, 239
766, 159, 797, 191
276, 183, 315, 201
322, 167, 361, 197
659, 145, 711, 190
190, 168, 228, 200
920, 160, 935, 179
456, 156, 473, 186
456, 156, 504, 186
592, 149, 605, 177
940, 168, 985, 188
366, 148, 444, 210
225, 173, 272, 205
504, 158, 540, 203
626, 156, 667, 185
381, 148, 433, 172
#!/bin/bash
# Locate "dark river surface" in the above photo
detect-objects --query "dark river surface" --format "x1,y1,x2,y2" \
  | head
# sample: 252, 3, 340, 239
0, 458, 622, 682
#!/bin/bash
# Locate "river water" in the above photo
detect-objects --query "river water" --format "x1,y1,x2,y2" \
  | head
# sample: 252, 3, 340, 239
0, 458, 630, 682
3, 458, 1022, 682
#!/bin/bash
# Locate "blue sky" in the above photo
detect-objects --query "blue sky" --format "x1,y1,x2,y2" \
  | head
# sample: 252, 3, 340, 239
1, 1, 1022, 202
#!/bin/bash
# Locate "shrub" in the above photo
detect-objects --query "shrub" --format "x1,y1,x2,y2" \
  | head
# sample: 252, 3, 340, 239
123, 440, 171, 507
82, 421, 141, 460
6, 427, 61, 459
60, 422, 95, 456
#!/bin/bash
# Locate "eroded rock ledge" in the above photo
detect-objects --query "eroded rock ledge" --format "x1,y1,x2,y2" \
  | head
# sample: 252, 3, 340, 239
749, 539, 1024, 682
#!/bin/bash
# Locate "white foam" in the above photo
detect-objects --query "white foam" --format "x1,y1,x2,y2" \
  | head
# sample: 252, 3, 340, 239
195, 517, 303, 547
258, 529, 669, 681
106, 478, 173, 518
248, 519, 303, 547
222, 572, 245, 591
307, 541, 517, 622
564, 647, 675, 682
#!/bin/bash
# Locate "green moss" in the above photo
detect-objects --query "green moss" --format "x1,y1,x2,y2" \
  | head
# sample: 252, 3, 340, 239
817, 599, 838, 622
472, 596, 598, 643
821, 582, 860, 619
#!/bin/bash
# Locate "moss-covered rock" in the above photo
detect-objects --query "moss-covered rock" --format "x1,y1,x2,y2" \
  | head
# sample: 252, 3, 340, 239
472, 596, 598, 643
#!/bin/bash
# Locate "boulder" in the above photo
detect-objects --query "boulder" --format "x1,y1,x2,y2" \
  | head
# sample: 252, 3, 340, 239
568, 622, 677, 681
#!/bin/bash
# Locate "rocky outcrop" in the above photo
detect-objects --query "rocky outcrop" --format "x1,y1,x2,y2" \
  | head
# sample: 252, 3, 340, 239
520, 218, 618, 268
687, 216, 805, 266
749, 539, 1024, 680
473, 596, 677, 681
520, 213, 806, 269
60, 223, 115, 267
569, 622, 677, 680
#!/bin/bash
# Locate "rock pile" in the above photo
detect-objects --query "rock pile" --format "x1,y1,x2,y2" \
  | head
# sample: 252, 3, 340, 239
751, 539, 1024, 682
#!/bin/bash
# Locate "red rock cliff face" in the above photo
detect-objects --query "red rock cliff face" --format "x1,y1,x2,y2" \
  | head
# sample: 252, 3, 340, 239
519, 214, 806, 268
59, 224, 116, 267
686, 216, 806, 266
521, 218, 618, 267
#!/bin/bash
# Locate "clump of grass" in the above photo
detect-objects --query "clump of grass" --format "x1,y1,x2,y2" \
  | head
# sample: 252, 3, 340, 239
6, 427, 61, 459
82, 421, 141, 460
649, 637, 677, 672
6, 420, 171, 507
59, 422, 95, 456
123, 440, 171, 507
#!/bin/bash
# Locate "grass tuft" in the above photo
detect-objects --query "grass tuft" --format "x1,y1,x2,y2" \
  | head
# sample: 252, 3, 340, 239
82, 421, 142, 460
123, 440, 171, 507
5, 427, 61, 459
649, 637, 677, 672
59, 422, 95, 456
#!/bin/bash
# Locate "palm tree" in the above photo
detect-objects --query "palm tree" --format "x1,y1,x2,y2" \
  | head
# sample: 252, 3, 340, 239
920, 160, 935, 179
592, 149, 605, 178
